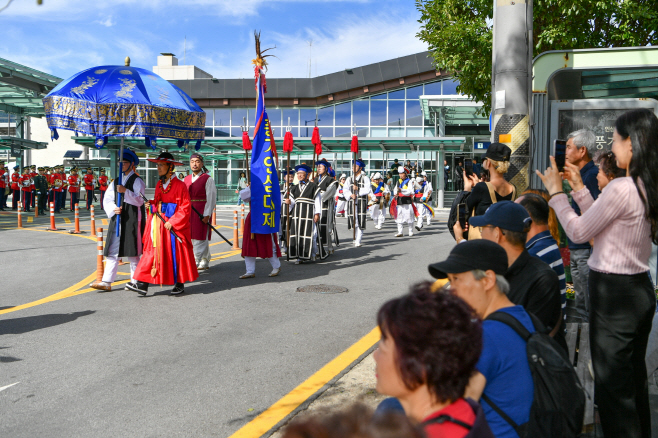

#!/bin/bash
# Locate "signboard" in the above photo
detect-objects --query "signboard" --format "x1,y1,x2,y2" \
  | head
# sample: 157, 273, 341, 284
10, 145, 21, 157
474, 141, 491, 150
557, 109, 627, 151
64, 159, 111, 168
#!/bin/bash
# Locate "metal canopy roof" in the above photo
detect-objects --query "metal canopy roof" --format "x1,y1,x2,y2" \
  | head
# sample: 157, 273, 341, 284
73, 136, 467, 155
0, 57, 62, 117
0, 136, 48, 150
420, 95, 488, 125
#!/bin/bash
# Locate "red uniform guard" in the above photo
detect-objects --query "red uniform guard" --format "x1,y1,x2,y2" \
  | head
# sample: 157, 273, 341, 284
98, 169, 108, 207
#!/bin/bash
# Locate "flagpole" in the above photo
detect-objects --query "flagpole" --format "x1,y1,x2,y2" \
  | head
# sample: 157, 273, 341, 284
243, 117, 251, 184
286, 118, 292, 262
352, 124, 356, 242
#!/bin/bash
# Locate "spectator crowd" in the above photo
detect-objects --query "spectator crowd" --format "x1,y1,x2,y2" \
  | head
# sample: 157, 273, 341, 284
279, 108, 658, 438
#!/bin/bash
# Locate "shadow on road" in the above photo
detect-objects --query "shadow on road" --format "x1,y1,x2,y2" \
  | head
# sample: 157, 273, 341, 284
0, 310, 96, 336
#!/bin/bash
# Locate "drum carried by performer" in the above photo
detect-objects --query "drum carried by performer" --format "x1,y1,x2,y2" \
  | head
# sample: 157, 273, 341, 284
343, 158, 371, 247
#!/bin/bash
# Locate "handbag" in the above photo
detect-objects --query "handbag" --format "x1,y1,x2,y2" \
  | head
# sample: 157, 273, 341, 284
468, 182, 516, 240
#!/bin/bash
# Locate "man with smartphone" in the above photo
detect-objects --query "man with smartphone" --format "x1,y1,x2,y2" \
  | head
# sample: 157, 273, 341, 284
563, 129, 601, 323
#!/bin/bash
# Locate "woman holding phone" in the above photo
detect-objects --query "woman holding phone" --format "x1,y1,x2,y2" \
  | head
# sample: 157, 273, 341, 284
537, 108, 658, 438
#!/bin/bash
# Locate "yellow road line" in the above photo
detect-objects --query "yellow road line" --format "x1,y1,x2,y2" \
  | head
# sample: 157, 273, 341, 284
101, 219, 108, 225
63, 217, 72, 224
20, 227, 97, 242
228, 327, 381, 438
210, 250, 241, 261
27, 217, 33, 223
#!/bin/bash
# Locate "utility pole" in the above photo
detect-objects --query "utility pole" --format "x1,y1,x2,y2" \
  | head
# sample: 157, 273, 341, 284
491, 0, 533, 191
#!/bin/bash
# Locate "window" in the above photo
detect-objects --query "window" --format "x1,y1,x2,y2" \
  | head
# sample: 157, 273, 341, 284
214, 128, 230, 137
405, 101, 423, 126
231, 127, 243, 138
353, 100, 369, 126
319, 127, 333, 137
406, 85, 423, 100
388, 101, 405, 126
443, 78, 460, 95
232, 109, 248, 127
371, 93, 386, 99
204, 109, 213, 126
406, 128, 423, 137
424, 81, 442, 95
389, 128, 404, 137
317, 106, 334, 126
282, 109, 299, 127
371, 127, 387, 137
370, 101, 387, 126
334, 102, 351, 126
300, 108, 317, 126
268, 108, 282, 129
424, 127, 436, 137
214, 109, 230, 126
335, 126, 352, 137
205, 127, 214, 137
388, 89, 405, 99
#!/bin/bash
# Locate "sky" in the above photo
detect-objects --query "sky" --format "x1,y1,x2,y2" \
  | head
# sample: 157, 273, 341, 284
0, 0, 427, 81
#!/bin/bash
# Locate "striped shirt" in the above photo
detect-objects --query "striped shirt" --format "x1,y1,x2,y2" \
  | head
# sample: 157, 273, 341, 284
526, 231, 567, 313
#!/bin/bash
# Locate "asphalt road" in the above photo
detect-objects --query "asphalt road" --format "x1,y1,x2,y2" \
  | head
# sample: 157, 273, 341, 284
0, 207, 454, 437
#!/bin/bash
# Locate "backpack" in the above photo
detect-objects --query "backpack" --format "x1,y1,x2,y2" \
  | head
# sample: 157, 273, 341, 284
447, 191, 471, 240
482, 311, 585, 438
422, 398, 495, 438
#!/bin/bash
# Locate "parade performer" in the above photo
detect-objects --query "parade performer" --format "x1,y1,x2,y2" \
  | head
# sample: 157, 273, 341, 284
369, 172, 390, 230
419, 171, 433, 227
98, 168, 109, 207
238, 184, 282, 278
279, 168, 294, 256
11, 165, 20, 210
315, 159, 338, 256
344, 159, 371, 247
183, 153, 217, 271
2, 166, 8, 209
67, 167, 81, 211
0, 161, 6, 211
129, 152, 198, 296
90, 149, 145, 292
61, 166, 69, 210
52, 165, 64, 212
393, 166, 416, 237
286, 164, 323, 263
34, 167, 49, 216
30, 165, 37, 208
413, 176, 426, 231
20, 166, 33, 212
335, 174, 347, 217
83, 167, 96, 211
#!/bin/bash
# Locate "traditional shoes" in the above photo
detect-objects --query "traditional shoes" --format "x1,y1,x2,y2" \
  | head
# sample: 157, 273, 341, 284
90, 281, 111, 292
197, 259, 209, 271
171, 283, 185, 295
127, 281, 149, 296
269, 268, 281, 277
239, 273, 256, 279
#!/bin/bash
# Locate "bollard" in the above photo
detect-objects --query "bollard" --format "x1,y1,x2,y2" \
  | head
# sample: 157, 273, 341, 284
69, 203, 82, 234
47, 202, 59, 231
211, 209, 216, 226
34, 200, 39, 218
240, 204, 245, 235
96, 227, 104, 281
17, 202, 23, 228
232, 210, 240, 250
90, 205, 96, 235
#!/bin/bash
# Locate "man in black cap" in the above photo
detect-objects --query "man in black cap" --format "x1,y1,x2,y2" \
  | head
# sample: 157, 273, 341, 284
428, 240, 535, 438
467, 200, 566, 353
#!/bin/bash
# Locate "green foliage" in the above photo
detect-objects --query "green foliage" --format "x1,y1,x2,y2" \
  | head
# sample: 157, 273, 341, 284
416, 0, 658, 115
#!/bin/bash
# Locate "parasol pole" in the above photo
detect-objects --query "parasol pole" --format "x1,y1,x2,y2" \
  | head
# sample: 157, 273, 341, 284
116, 136, 124, 237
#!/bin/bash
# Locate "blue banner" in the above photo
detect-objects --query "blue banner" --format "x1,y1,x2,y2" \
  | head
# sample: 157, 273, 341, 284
250, 73, 281, 234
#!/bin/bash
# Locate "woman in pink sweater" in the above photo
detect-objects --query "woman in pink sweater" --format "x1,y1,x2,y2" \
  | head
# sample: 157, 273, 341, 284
538, 108, 658, 438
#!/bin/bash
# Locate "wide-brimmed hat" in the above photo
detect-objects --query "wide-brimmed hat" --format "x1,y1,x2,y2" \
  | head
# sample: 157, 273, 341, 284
353, 158, 365, 168
118, 148, 140, 166
295, 164, 312, 174
147, 152, 183, 166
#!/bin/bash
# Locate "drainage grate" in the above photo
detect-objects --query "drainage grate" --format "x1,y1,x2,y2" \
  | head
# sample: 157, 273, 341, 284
296, 284, 349, 294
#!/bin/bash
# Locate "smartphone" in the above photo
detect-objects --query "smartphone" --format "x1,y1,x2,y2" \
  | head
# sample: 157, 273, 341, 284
554, 139, 567, 172
464, 159, 474, 177
458, 203, 468, 229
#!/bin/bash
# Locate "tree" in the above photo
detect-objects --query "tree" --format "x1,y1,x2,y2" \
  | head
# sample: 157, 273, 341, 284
416, 0, 658, 115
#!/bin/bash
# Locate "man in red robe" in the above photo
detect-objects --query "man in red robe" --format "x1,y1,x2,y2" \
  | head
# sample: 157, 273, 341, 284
238, 184, 282, 279
129, 152, 198, 296
183, 153, 217, 271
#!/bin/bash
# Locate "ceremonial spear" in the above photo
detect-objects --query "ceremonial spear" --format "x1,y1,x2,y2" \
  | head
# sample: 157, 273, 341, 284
350, 124, 359, 242
283, 118, 294, 262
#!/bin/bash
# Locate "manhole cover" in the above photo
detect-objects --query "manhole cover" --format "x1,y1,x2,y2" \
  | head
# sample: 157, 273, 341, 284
296, 284, 349, 294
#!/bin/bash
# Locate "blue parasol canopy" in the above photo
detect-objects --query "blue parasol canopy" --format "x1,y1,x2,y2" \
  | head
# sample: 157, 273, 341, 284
42, 65, 205, 150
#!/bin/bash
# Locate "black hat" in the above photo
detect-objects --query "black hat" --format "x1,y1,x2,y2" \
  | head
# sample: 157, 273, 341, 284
469, 200, 532, 233
428, 240, 508, 279
485, 142, 512, 162
148, 151, 183, 166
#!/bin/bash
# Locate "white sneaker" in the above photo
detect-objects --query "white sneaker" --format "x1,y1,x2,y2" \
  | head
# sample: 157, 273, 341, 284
409, 231, 414, 237
198, 259, 209, 271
